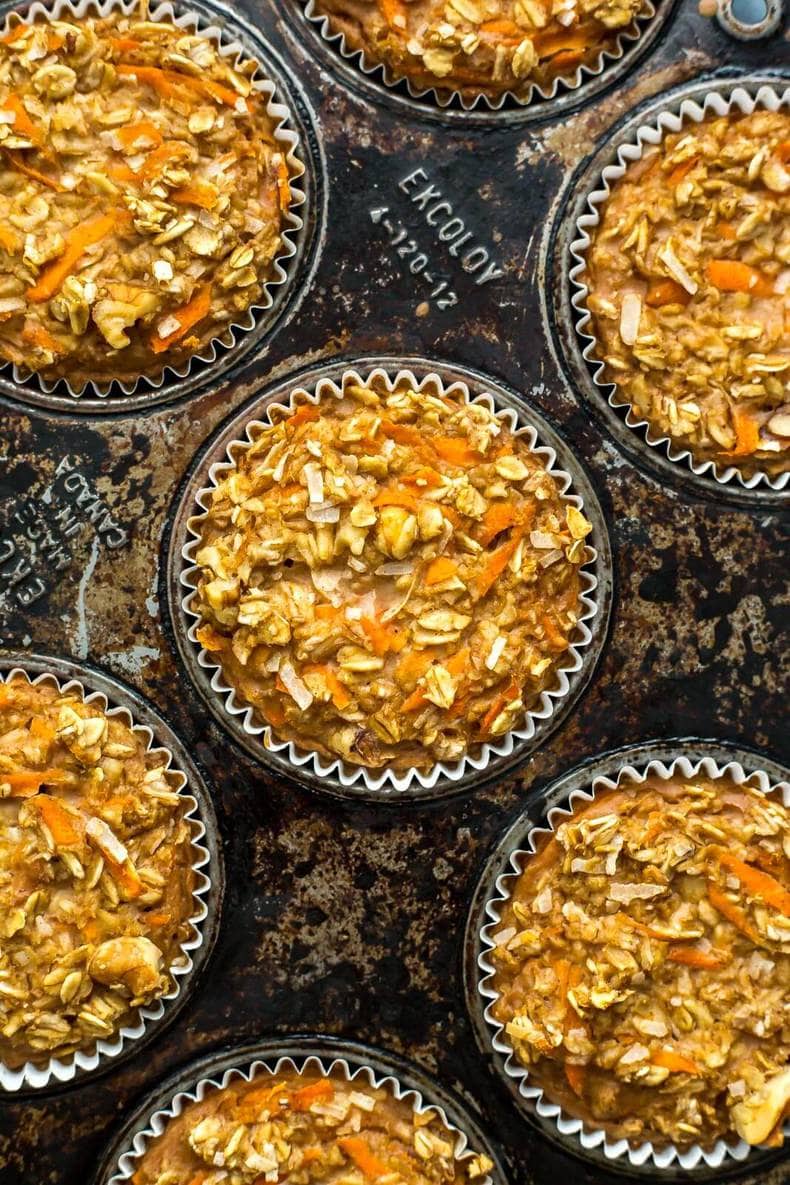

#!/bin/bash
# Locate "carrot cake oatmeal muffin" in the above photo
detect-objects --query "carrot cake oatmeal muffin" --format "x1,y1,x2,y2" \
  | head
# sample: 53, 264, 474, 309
0, 677, 196, 1068
487, 773, 790, 1148
191, 375, 592, 772
131, 1068, 495, 1185
306, 0, 645, 101
0, 9, 295, 387
584, 110, 790, 478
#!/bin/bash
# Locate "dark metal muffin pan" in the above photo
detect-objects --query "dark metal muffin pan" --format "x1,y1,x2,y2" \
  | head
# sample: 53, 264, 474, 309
0, 0, 786, 1181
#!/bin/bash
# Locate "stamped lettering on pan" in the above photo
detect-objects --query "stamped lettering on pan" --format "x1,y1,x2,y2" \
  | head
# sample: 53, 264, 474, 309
0, 454, 129, 610
369, 166, 505, 308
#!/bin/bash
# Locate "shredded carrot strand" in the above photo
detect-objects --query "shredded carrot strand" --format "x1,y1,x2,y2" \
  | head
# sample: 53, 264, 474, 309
474, 530, 522, 600
150, 284, 212, 353
27, 211, 120, 302
651, 1049, 703, 1076
716, 850, 790, 916
706, 259, 773, 297
707, 881, 760, 942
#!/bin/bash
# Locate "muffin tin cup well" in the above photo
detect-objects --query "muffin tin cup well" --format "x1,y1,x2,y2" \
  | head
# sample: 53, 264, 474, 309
0, 653, 222, 1094
0, 0, 310, 407
465, 740, 790, 1174
95, 1037, 508, 1185
297, 0, 664, 117
568, 81, 790, 495
168, 356, 612, 801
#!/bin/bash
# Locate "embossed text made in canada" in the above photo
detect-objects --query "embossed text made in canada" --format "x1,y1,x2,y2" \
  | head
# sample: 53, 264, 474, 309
399, 168, 504, 287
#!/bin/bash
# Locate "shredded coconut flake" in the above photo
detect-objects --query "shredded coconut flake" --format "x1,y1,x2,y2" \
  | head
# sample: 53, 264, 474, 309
304, 463, 324, 505
278, 662, 313, 711
619, 292, 642, 345
485, 634, 507, 671
658, 243, 698, 295
85, 816, 128, 864
306, 502, 340, 524
608, 882, 665, 904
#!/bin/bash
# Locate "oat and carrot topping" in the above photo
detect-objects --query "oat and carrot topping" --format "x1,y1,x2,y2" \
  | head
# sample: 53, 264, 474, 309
306, 0, 645, 100
130, 1069, 495, 1185
0, 678, 196, 1068
191, 375, 592, 771
585, 110, 790, 477
489, 774, 790, 1148
0, 10, 295, 386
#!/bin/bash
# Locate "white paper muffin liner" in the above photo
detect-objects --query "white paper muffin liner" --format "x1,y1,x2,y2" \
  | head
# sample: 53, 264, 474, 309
107, 1051, 495, 1183
0, 0, 306, 399
301, 0, 657, 111
0, 666, 212, 1092
178, 364, 601, 794
476, 754, 790, 1169
569, 83, 790, 492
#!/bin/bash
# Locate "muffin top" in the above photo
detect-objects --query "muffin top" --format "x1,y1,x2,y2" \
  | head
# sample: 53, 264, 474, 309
584, 110, 790, 478
0, 12, 294, 387
191, 375, 592, 772
488, 773, 790, 1149
307, 0, 644, 101
131, 1068, 494, 1185
0, 677, 196, 1069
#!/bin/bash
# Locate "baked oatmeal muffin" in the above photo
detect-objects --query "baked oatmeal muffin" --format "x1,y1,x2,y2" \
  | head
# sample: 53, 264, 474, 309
190, 374, 592, 772
131, 1067, 495, 1185
0, 676, 197, 1069
0, 10, 296, 387
487, 772, 790, 1148
584, 110, 790, 478
306, 0, 645, 101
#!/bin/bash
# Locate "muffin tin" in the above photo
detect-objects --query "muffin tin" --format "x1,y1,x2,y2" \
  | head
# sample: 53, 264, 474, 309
0, 0, 786, 1182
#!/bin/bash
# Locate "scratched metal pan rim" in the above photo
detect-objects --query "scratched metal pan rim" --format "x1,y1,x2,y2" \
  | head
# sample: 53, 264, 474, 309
0, 650, 223, 1095
566, 78, 790, 498
0, 0, 316, 415
166, 355, 612, 802
92, 1035, 509, 1185
294, 0, 669, 121
464, 738, 790, 1176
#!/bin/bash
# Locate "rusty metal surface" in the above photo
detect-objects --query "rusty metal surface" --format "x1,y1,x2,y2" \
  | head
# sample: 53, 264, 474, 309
0, 0, 788, 1181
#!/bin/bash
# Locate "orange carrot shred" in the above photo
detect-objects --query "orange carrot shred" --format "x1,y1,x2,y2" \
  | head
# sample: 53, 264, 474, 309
0, 224, 19, 254
171, 182, 218, 210
1, 95, 41, 143
27, 211, 119, 302
645, 278, 692, 307
290, 1079, 335, 1110
474, 531, 523, 600
432, 436, 480, 466
707, 882, 760, 942
302, 664, 351, 711
31, 796, 81, 846
372, 487, 418, 512
565, 1063, 586, 1096
716, 851, 790, 916
150, 284, 212, 353
378, 0, 408, 34
667, 945, 725, 969
425, 556, 457, 585
5, 150, 63, 192
116, 119, 163, 150
338, 1136, 388, 1180
725, 410, 760, 459
479, 503, 518, 546
1, 769, 67, 796
706, 259, 773, 298
651, 1049, 703, 1076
